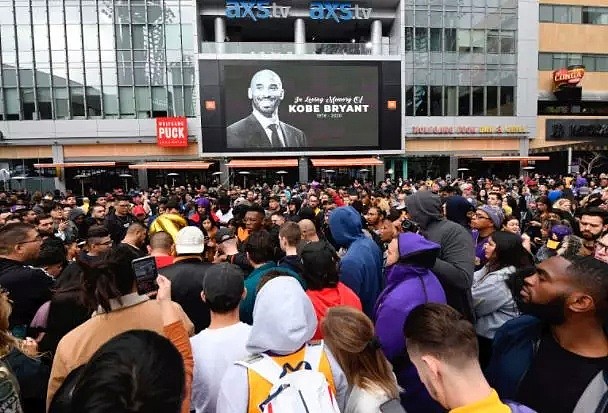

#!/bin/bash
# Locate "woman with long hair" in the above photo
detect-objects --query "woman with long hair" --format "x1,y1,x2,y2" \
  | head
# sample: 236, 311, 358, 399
472, 230, 534, 367
322, 306, 403, 413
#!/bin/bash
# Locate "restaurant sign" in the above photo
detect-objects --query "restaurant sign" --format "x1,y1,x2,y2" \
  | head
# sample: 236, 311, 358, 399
156, 117, 188, 147
553, 65, 585, 91
410, 125, 527, 136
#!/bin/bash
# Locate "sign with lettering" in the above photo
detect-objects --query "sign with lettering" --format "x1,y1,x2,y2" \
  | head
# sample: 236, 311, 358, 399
225, 1, 371, 21
546, 119, 608, 141
156, 117, 188, 147
410, 125, 528, 136
553, 65, 585, 91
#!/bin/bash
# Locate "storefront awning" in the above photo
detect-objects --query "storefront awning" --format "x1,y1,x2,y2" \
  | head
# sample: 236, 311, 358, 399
129, 161, 213, 170
481, 156, 551, 162
226, 159, 298, 168
34, 162, 117, 168
310, 157, 383, 167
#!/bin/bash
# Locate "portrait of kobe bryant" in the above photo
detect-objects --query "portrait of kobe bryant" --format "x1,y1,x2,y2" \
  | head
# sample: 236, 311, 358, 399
226, 69, 307, 149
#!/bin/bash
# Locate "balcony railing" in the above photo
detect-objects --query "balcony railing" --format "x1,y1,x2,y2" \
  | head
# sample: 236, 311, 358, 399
200, 42, 399, 56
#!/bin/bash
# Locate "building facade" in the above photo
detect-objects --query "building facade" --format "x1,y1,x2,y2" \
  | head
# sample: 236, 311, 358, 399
0, 0, 542, 192
532, 0, 608, 175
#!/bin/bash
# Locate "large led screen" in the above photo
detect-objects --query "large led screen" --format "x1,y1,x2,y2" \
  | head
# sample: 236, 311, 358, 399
199, 60, 401, 153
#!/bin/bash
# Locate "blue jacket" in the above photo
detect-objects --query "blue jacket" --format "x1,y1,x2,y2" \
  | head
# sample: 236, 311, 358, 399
487, 315, 608, 413
329, 206, 383, 317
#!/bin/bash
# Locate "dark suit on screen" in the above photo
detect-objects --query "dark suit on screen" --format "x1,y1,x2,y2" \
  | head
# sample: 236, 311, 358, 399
226, 114, 307, 149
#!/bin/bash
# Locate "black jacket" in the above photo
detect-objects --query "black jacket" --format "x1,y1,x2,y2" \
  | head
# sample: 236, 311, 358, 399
278, 255, 304, 277
104, 213, 134, 244
161, 258, 211, 333
0, 258, 54, 329
226, 113, 307, 149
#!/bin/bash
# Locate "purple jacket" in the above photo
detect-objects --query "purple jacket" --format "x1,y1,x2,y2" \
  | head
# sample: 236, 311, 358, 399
374, 233, 447, 412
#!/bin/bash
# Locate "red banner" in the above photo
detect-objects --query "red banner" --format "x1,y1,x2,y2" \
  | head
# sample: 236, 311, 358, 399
156, 117, 188, 147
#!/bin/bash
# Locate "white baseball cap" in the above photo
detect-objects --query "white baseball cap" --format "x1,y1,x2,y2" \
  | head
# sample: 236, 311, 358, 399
175, 226, 205, 255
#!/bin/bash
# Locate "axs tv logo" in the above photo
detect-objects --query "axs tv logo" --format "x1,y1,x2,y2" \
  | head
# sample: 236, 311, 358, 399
309, 2, 372, 22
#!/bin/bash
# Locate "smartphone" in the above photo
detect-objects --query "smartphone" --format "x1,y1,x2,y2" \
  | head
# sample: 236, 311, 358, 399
131, 256, 159, 295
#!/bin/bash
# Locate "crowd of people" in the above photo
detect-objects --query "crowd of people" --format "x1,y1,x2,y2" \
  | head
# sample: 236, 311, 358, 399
0, 172, 607, 413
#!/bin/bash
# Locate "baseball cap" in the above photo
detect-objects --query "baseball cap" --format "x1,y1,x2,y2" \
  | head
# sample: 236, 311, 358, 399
175, 226, 205, 255
215, 227, 235, 244
203, 263, 245, 312
132, 205, 146, 217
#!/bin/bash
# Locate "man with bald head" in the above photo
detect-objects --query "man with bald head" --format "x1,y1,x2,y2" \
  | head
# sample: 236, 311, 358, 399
226, 69, 307, 148
298, 219, 320, 243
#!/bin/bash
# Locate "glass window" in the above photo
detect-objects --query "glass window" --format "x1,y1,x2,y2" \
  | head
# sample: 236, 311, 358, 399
457, 30, 471, 52
430, 86, 442, 115
37, 71, 52, 87
33, 25, 49, 51
570, 7, 582, 24
103, 86, 119, 116
15, 6, 30, 25
52, 64, 68, 86
414, 86, 428, 116
115, 25, 131, 49
151, 87, 168, 111
2, 69, 17, 87
82, 6, 98, 24
83, 26, 99, 50
472, 86, 484, 115
99, 26, 115, 50
458, 86, 471, 116
597, 56, 608, 72
49, 6, 64, 24
86, 65, 101, 86
119, 87, 135, 115
171, 85, 184, 116
37, 88, 53, 120
553, 54, 568, 69
165, 25, 182, 49
50, 24, 66, 50
132, 25, 146, 49
583, 7, 608, 24
21, 88, 35, 120
471, 30, 485, 53
553, 6, 569, 23
539, 53, 553, 70
184, 87, 195, 117
539, 5, 553, 22
66, 25, 83, 50
0, 5, 14, 25
53, 88, 69, 119
568, 54, 583, 65
405, 27, 413, 51
414, 28, 428, 51
405, 87, 414, 116
487, 30, 500, 53
500, 32, 515, 53
135, 87, 151, 118
131, 5, 147, 24
499, 86, 514, 115
19, 69, 34, 87
134, 64, 149, 85
17, 25, 32, 53
486, 86, 498, 115
118, 65, 134, 85
70, 88, 85, 117
86, 87, 102, 117
583, 55, 596, 71
4, 89, 19, 117
445, 28, 457, 51
181, 25, 193, 50
430, 11, 442, 27
444, 86, 458, 115
102, 65, 118, 85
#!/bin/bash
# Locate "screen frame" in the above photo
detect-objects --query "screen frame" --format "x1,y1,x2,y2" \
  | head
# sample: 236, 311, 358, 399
198, 58, 403, 157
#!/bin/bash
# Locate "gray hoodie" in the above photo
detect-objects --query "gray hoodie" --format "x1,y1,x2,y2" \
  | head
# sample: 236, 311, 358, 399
406, 191, 475, 321
215, 276, 348, 413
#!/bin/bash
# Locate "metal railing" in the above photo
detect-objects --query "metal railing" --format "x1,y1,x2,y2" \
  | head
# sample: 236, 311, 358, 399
200, 42, 398, 55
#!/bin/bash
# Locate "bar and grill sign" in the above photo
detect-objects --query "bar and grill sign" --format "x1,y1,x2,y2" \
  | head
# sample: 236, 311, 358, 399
156, 117, 188, 147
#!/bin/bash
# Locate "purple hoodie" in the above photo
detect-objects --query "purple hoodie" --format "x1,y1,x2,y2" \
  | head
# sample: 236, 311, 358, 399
374, 232, 447, 412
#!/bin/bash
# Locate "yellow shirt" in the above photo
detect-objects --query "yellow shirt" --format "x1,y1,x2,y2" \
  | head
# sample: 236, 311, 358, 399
450, 390, 511, 413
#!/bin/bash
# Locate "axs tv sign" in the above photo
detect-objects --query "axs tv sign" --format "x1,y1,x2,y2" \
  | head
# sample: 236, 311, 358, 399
225, 1, 372, 22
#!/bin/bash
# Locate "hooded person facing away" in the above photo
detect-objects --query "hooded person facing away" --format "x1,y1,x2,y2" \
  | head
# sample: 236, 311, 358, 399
215, 276, 348, 413
406, 191, 476, 321
328, 206, 383, 317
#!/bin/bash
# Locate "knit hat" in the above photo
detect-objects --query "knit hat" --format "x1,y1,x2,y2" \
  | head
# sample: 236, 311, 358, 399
477, 205, 504, 229
547, 225, 573, 250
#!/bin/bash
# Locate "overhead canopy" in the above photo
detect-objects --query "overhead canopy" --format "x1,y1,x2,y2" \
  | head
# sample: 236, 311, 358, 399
311, 157, 383, 167
226, 159, 298, 168
129, 161, 213, 170
34, 162, 116, 168
481, 156, 551, 162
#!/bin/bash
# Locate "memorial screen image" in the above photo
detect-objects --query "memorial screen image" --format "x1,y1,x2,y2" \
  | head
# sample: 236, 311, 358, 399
222, 62, 380, 149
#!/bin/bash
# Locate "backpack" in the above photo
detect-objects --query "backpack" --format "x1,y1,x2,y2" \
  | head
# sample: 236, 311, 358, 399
236, 342, 341, 413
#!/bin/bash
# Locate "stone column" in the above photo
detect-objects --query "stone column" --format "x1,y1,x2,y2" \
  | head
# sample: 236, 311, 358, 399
449, 155, 458, 179
214, 17, 226, 53
371, 20, 382, 55
51, 144, 66, 194
295, 18, 306, 55
298, 157, 309, 183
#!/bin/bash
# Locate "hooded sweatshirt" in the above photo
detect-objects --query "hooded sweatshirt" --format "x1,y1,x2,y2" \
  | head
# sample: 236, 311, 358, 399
215, 277, 348, 413
328, 206, 383, 317
374, 232, 447, 413
406, 191, 475, 321
445, 195, 475, 228
307, 282, 362, 340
